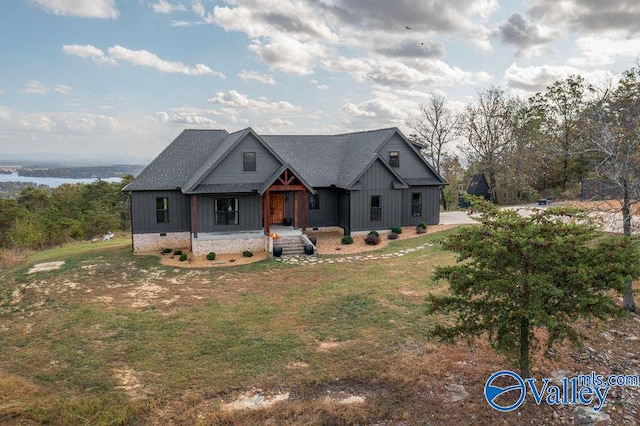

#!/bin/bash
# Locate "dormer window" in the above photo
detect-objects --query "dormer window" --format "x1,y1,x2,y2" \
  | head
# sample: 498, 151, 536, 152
389, 151, 399, 168
243, 152, 256, 172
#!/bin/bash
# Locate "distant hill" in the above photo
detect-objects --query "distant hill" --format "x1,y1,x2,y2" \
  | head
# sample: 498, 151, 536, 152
18, 165, 144, 179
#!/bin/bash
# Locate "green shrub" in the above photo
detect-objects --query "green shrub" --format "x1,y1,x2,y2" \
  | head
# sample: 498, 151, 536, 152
416, 226, 427, 234
179, 253, 188, 262
417, 222, 427, 229
242, 250, 253, 257
364, 233, 380, 246
162, 248, 172, 254
368, 230, 379, 237
173, 249, 183, 256
391, 226, 402, 234
206, 252, 216, 261
341, 235, 354, 244
387, 232, 399, 240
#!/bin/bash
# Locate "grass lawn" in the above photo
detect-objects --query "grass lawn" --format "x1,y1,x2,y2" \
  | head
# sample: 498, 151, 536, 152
0, 230, 637, 425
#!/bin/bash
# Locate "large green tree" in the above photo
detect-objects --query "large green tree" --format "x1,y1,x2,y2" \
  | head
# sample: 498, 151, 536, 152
427, 200, 639, 377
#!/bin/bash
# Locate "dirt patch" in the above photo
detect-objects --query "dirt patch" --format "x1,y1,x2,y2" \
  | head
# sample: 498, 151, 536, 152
27, 261, 65, 274
317, 340, 355, 352
127, 282, 166, 308
309, 224, 456, 255
154, 251, 269, 268
221, 391, 290, 411
113, 366, 146, 399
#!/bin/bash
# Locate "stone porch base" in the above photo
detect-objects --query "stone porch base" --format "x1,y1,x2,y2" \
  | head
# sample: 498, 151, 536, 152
133, 232, 191, 252
191, 231, 268, 255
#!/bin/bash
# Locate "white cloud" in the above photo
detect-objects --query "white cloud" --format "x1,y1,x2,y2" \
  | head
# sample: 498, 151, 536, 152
311, 80, 329, 90
238, 70, 276, 85
54, 84, 72, 95
63, 44, 225, 77
568, 36, 640, 66
248, 35, 327, 75
107, 45, 224, 77
62, 44, 117, 65
150, 0, 187, 14
32, 0, 118, 19
495, 12, 560, 56
503, 63, 614, 96
23, 80, 48, 95
208, 90, 301, 112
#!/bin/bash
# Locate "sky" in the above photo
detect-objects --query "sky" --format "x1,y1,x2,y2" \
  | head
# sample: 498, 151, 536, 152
1, 0, 639, 164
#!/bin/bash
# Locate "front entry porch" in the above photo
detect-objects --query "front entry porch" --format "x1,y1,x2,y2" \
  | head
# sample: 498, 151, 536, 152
261, 167, 315, 235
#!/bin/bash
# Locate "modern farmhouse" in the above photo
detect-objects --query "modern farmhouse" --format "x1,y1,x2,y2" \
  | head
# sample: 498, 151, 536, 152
123, 127, 446, 254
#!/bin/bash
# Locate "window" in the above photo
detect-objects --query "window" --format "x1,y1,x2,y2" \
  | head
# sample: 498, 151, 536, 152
243, 152, 256, 172
156, 197, 169, 223
309, 193, 320, 210
389, 151, 400, 168
370, 195, 381, 221
215, 198, 239, 225
412, 192, 422, 217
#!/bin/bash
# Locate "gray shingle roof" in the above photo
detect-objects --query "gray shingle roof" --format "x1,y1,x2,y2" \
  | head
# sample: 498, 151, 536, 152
123, 129, 229, 191
125, 127, 446, 193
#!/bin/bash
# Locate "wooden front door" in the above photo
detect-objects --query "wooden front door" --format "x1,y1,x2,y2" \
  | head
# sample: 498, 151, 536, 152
270, 193, 285, 224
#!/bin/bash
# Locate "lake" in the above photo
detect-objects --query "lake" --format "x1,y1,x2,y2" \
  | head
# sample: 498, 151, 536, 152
0, 172, 122, 188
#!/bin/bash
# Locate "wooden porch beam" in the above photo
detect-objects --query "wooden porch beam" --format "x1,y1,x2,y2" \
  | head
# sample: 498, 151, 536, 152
191, 195, 198, 238
268, 184, 306, 192
301, 189, 307, 231
293, 191, 298, 228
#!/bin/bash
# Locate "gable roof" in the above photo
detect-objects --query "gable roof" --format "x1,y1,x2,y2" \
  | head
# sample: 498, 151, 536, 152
125, 127, 446, 193
123, 129, 229, 191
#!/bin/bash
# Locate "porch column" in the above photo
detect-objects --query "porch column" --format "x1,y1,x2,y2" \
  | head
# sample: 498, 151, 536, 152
293, 191, 298, 228
301, 189, 307, 231
191, 195, 198, 238
263, 191, 271, 235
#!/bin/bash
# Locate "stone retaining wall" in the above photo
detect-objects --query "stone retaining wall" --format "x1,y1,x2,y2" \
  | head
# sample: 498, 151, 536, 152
192, 235, 267, 255
133, 232, 191, 252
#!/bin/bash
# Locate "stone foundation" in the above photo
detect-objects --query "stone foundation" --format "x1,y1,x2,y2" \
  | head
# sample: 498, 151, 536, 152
192, 233, 267, 256
133, 232, 191, 253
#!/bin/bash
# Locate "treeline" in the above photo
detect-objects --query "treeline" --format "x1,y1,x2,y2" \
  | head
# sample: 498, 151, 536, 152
0, 182, 49, 200
19, 164, 143, 179
0, 177, 133, 250
407, 65, 640, 207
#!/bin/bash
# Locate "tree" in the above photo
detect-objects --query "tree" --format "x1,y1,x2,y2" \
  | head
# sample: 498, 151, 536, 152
530, 75, 590, 191
458, 87, 517, 203
585, 66, 640, 312
406, 93, 458, 209
426, 200, 639, 377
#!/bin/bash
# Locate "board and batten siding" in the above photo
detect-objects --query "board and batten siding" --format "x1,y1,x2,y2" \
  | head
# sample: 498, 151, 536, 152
349, 159, 402, 231
381, 133, 441, 182
196, 193, 262, 232
306, 188, 338, 228
131, 190, 191, 233
201, 134, 281, 185
400, 187, 440, 225
337, 191, 350, 232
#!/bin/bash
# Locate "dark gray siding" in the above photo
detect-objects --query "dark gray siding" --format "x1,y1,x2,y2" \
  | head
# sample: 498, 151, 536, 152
381, 133, 438, 181
350, 160, 401, 231
307, 188, 338, 228
400, 187, 440, 225
131, 190, 191, 233
337, 191, 350, 232
202, 134, 281, 184
196, 194, 262, 232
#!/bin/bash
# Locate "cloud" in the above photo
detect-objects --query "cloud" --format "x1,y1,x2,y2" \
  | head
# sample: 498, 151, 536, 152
62, 44, 117, 65
63, 44, 225, 77
529, 0, 640, 36
23, 80, 48, 94
207, 0, 497, 78
150, 0, 187, 14
375, 40, 446, 59
32, 0, 118, 19
54, 84, 72, 94
238, 70, 276, 85
248, 35, 327, 75
311, 80, 329, 90
495, 12, 559, 56
503, 63, 613, 96
208, 90, 301, 112
568, 36, 640, 66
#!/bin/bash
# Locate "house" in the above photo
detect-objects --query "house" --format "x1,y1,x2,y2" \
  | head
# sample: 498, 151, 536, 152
123, 127, 446, 255
458, 173, 491, 208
